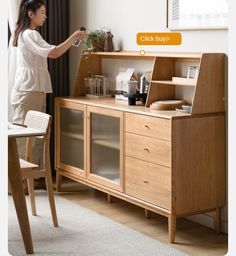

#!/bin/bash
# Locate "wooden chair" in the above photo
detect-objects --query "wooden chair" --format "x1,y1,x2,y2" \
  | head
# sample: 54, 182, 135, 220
20, 110, 58, 227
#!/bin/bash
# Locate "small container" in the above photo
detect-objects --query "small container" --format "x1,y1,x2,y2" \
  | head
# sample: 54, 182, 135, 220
104, 31, 114, 52
103, 77, 110, 95
139, 75, 149, 93
124, 93, 136, 105
84, 77, 89, 94
140, 93, 147, 105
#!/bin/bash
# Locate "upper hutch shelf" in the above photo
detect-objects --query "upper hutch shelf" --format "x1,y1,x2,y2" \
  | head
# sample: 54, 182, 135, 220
73, 51, 225, 115
86, 51, 203, 58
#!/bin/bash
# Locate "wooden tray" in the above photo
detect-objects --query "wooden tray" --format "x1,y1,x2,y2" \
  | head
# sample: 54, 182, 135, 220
150, 100, 184, 110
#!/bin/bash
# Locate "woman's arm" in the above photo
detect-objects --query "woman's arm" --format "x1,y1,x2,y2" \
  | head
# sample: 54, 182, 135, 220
48, 30, 86, 59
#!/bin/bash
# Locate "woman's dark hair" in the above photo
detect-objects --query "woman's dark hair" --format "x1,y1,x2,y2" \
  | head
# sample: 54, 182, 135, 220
13, 0, 46, 47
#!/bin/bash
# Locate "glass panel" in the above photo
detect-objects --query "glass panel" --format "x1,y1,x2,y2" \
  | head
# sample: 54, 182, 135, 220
90, 113, 120, 183
60, 108, 84, 169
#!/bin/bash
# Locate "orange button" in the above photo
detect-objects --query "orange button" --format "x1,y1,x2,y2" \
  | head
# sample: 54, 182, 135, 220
137, 32, 182, 45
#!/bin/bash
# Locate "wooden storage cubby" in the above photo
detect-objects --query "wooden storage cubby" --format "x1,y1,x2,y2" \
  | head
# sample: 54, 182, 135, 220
73, 51, 156, 97
146, 53, 225, 114
55, 51, 226, 243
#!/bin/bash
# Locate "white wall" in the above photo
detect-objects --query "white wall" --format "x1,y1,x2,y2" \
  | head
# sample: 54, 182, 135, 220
70, 0, 228, 89
69, 0, 228, 233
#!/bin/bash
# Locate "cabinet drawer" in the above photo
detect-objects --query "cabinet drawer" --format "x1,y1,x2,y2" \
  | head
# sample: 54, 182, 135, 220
126, 133, 171, 167
126, 157, 171, 209
126, 113, 171, 141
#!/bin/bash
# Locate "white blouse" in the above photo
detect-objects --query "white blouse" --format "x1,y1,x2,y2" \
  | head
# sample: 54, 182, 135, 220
14, 29, 56, 93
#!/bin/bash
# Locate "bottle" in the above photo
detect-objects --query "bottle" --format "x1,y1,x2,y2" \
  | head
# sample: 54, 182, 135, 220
139, 74, 150, 94
139, 75, 146, 94
104, 31, 114, 52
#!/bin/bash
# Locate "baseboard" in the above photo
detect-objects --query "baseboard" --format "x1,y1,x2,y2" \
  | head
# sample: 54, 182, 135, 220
186, 213, 228, 234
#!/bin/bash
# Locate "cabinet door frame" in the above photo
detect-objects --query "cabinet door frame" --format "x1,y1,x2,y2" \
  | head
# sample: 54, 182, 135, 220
55, 100, 87, 178
86, 106, 124, 192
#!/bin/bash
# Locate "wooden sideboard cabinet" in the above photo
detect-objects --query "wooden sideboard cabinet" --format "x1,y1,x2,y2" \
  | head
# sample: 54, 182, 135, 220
55, 51, 226, 243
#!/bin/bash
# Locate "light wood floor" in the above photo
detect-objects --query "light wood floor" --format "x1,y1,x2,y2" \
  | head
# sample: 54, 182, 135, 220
55, 178, 228, 256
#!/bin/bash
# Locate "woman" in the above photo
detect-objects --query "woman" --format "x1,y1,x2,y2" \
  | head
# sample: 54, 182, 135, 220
10, 0, 86, 170
11, 0, 86, 124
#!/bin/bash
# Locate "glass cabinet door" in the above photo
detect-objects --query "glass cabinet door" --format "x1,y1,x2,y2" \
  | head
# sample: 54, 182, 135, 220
56, 102, 86, 177
87, 107, 123, 191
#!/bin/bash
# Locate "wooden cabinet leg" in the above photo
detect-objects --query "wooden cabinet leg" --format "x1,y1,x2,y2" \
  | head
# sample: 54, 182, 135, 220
56, 172, 62, 192
168, 215, 176, 243
145, 209, 151, 219
107, 194, 112, 203
214, 208, 221, 234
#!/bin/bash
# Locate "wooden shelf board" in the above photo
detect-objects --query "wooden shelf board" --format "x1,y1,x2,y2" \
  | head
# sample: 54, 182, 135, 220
61, 131, 119, 150
91, 168, 120, 184
92, 138, 119, 150
61, 131, 83, 140
88, 51, 203, 59
151, 80, 196, 86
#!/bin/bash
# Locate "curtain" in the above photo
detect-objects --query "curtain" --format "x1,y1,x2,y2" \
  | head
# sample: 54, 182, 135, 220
40, 0, 70, 172
8, 0, 21, 121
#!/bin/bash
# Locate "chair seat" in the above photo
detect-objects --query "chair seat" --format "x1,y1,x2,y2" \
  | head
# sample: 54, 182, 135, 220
20, 159, 39, 169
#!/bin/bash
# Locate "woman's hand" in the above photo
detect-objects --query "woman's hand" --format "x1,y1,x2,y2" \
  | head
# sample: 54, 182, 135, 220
72, 30, 87, 43
48, 29, 87, 59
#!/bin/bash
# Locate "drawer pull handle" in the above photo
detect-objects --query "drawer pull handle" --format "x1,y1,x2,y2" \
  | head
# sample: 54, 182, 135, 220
144, 148, 149, 152
144, 180, 149, 184
144, 125, 149, 129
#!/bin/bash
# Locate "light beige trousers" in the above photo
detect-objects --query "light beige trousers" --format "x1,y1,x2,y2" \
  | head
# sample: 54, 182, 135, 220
11, 88, 47, 167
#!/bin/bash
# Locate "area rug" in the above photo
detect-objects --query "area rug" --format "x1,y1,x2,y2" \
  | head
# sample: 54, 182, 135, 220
8, 191, 187, 256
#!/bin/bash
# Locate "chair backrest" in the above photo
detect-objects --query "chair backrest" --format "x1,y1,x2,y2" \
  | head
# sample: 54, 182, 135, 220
24, 111, 51, 133
23, 111, 52, 166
